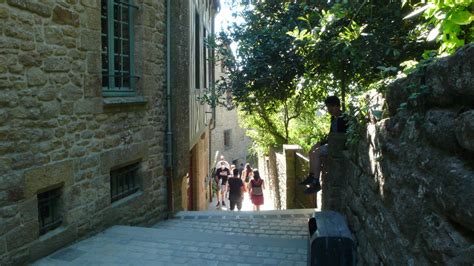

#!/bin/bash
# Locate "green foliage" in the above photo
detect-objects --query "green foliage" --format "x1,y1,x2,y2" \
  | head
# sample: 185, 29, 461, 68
404, 0, 473, 56
214, 0, 472, 153
289, 1, 427, 96
214, 2, 322, 152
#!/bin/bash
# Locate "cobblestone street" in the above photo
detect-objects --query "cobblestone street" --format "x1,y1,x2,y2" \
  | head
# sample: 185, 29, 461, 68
33, 209, 314, 265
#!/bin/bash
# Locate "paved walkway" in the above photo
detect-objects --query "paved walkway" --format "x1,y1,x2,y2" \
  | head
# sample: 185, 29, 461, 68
33, 209, 315, 266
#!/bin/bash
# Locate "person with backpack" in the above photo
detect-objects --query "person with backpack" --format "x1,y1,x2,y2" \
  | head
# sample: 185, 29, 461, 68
248, 170, 265, 211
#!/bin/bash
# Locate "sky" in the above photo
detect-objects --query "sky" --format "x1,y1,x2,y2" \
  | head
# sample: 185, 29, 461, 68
215, 0, 241, 33
214, 0, 247, 55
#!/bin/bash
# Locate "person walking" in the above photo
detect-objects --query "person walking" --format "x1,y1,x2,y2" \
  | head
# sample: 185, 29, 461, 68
248, 170, 265, 211
241, 163, 253, 193
227, 166, 244, 211
215, 161, 230, 208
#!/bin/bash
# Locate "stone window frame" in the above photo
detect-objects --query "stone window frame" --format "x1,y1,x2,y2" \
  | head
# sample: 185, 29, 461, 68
37, 185, 64, 236
109, 162, 142, 203
101, 0, 139, 97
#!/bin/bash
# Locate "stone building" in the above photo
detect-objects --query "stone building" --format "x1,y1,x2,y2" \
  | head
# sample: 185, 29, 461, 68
170, 0, 219, 211
0, 0, 219, 264
210, 53, 252, 168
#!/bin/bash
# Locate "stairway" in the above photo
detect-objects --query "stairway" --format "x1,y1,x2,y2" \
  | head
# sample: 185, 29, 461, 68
33, 209, 315, 265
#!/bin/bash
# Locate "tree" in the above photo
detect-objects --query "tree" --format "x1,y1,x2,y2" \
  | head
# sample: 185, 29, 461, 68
288, 1, 430, 107
214, 1, 317, 151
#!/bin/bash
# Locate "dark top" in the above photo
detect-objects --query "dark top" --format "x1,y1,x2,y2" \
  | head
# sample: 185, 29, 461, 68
228, 177, 244, 200
215, 168, 230, 185
321, 115, 348, 145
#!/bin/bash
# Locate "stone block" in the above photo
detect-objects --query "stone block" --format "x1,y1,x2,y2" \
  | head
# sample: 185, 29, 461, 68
73, 98, 103, 114
6, 220, 38, 251
59, 83, 83, 101
52, 5, 79, 27
80, 0, 98, 8
40, 101, 60, 118
18, 52, 41, 67
0, 213, 20, 235
29, 225, 78, 262
0, 7, 8, 19
18, 198, 36, 221
7, 0, 51, 17
79, 28, 100, 51
84, 7, 100, 30
38, 87, 58, 101
26, 67, 47, 86
45, 26, 65, 46
44, 57, 71, 72
24, 160, 74, 198
422, 109, 461, 153
455, 110, 474, 152
5, 22, 33, 41
86, 52, 101, 74
0, 237, 5, 256
83, 75, 101, 98
100, 143, 149, 174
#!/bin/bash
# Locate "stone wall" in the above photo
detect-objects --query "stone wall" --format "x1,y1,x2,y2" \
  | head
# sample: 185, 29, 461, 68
263, 145, 316, 210
0, 1, 167, 264
321, 44, 474, 265
169, 0, 217, 211
211, 55, 252, 167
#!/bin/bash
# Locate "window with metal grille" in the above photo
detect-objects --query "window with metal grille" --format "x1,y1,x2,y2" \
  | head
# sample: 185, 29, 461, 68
110, 163, 140, 202
101, 0, 138, 96
38, 187, 63, 235
224, 129, 232, 150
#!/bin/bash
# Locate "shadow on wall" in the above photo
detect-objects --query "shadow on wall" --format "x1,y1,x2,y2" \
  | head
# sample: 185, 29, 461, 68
322, 44, 474, 265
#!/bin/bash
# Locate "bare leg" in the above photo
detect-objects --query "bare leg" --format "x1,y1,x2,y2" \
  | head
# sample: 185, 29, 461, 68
309, 146, 321, 178
256, 205, 260, 211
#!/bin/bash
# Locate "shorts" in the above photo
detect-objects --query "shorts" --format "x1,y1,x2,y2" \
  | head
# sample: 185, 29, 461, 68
320, 143, 328, 156
220, 179, 228, 191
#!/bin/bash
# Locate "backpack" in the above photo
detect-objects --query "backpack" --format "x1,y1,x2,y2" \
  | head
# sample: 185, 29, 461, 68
252, 181, 263, 196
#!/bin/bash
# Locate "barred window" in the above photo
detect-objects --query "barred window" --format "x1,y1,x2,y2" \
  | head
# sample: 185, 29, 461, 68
38, 187, 63, 235
110, 163, 140, 202
101, 0, 138, 96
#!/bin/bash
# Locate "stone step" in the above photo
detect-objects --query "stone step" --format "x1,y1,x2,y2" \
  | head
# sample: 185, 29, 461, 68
152, 209, 315, 240
34, 225, 308, 266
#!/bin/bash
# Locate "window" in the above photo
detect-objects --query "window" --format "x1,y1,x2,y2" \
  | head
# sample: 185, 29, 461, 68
224, 129, 232, 150
203, 27, 208, 89
194, 11, 201, 89
110, 162, 140, 202
38, 187, 63, 235
101, 0, 137, 96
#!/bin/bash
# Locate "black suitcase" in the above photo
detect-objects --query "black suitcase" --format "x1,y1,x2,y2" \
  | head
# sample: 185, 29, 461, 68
307, 211, 356, 266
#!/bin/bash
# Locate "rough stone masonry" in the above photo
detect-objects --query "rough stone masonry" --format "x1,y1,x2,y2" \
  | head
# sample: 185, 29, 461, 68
0, 0, 168, 264
321, 44, 474, 265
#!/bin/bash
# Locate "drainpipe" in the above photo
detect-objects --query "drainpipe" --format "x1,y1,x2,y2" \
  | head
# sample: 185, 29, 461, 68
165, 0, 174, 217
208, 1, 219, 202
